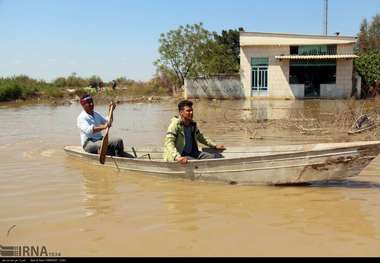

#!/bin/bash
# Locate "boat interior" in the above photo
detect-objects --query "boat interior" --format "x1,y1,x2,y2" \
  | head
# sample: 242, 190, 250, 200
65, 141, 380, 161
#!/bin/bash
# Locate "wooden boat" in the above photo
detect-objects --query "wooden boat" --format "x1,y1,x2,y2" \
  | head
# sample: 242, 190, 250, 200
64, 141, 380, 185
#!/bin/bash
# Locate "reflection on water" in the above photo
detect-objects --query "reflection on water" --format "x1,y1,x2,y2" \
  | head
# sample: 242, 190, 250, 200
311, 180, 380, 189
1, 99, 380, 256
77, 162, 120, 217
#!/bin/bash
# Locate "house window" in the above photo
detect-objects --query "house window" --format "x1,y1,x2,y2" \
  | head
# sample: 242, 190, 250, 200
289, 60, 336, 98
251, 57, 268, 91
289, 60, 336, 85
290, 45, 337, 55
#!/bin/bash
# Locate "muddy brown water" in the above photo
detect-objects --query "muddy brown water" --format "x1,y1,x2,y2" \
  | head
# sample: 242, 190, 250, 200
1, 99, 380, 256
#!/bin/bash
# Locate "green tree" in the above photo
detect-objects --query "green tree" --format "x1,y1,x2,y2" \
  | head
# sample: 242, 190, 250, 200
155, 66, 182, 95
198, 40, 239, 75
66, 73, 88, 87
357, 14, 380, 53
87, 75, 103, 89
213, 27, 244, 67
354, 50, 380, 87
368, 14, 380, 50
115, 77, 127, 86
357, 19, 369, 53
155, 24, 245, 90
53, 77, 67, 87
155, 23, 212, 88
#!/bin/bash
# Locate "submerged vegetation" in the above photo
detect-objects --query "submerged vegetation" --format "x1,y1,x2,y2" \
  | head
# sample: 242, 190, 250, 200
0, 75, 52, 101
0, 73, 173, 102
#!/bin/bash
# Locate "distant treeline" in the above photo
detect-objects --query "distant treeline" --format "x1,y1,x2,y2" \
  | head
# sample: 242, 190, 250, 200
0, 74, 172, 102
0, 75, 56, 101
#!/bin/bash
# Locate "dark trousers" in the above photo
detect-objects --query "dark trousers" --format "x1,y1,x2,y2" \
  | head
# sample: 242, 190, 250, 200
185, 151, 224, 160
83, 137, 134, 158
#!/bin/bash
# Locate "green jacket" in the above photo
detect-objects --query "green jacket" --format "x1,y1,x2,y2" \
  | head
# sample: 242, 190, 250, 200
163, 117, 217, 162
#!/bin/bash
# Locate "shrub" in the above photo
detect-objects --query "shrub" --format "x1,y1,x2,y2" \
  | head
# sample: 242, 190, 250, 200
53, 77, 67, 88
354, 50, 380, 86
41, 86, 64, 98
125, 80, 168, 97
75, 87, 96, 98
0, 81, 23, 101
0, 76, 49, 101
66, 73, 88, 87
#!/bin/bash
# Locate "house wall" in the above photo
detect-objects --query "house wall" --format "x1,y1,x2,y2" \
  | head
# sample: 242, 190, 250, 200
241, 32, 358, 46
241, 43, 356, 99
290, 84, 305, 98
335, 44, 355, 99
320, 84, 338, 98
240, 46, 295, 99
184, 76, 244, 99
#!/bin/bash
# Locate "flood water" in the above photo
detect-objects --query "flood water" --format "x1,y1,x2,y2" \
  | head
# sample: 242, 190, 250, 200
1, 99, 380, 256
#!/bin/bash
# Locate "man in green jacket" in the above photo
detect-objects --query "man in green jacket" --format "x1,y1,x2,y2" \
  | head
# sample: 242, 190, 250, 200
163, 100, 226, 164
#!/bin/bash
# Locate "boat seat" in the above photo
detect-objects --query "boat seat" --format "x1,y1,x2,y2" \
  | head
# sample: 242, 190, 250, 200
131, 147, 152, 160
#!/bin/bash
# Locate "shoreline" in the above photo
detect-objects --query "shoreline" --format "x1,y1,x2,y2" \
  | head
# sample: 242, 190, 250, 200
0, 90, 175, 108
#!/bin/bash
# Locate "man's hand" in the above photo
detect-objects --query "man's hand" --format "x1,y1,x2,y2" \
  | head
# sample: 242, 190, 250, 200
101, 121, 111, 130
93, 122, 111, 133
110, 102, 116, 110
175, 156, 188, 165
108, 102, 116, 126
215, 145, 226, 151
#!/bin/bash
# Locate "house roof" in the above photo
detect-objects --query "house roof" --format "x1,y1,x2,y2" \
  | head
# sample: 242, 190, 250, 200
240, 32, 357, 46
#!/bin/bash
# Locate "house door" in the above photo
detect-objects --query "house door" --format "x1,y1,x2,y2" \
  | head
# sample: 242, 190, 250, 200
304, 68, 321, 98
251, 57, 269, 96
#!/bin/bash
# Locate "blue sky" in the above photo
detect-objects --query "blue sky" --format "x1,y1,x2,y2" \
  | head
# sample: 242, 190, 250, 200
0, 0, 379, 82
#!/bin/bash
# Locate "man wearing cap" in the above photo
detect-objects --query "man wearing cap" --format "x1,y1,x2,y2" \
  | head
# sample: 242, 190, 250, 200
77, 94, 134, 158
